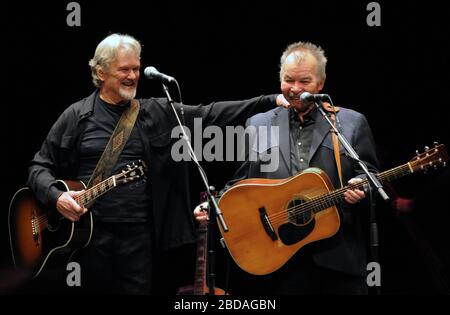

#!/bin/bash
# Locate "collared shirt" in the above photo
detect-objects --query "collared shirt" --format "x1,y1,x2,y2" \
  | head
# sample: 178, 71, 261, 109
289, 107, 316, 175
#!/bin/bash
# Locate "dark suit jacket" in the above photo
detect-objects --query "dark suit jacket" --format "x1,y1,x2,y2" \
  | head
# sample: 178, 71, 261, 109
223, 106, 379, 276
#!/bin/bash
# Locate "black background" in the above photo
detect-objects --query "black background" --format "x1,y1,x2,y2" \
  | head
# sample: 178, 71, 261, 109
3, 0, 450, 295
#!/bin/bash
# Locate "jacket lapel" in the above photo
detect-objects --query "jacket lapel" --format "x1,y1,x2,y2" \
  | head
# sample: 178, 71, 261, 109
271, 108, 291, 176
308, 109, 331, 162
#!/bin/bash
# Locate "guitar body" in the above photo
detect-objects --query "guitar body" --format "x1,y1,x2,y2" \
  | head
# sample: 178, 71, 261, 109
218, 168, 340, 275
8, 180, 93, 278
8, 160, 146, 278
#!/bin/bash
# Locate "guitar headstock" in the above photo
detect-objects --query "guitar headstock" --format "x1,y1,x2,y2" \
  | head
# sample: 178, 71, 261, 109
409, 143, 448, 173
115, 160, 147, 185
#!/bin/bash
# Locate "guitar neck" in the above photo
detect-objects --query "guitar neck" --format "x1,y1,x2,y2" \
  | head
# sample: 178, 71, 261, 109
311, 163, 412, 213
74, 176, 117, 207
193, 225, 208, 295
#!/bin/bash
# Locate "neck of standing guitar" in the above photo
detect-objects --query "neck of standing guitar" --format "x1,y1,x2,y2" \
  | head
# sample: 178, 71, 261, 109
193, 224, 208, 295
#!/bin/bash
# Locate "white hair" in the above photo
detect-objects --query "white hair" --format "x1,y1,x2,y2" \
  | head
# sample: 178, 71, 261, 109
88, 33, 141, 88
279, 41, 327, 82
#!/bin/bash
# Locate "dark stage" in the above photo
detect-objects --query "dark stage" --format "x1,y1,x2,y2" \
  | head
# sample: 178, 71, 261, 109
3, 1, 450, 295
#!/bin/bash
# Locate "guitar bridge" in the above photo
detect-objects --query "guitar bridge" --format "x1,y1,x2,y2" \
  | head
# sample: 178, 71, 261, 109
31, 213, 40, 244
259, 207, 278, 241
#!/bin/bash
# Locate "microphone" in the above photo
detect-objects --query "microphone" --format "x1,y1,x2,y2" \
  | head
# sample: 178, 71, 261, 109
144, 66, 175, 84
300, 92, 330, 104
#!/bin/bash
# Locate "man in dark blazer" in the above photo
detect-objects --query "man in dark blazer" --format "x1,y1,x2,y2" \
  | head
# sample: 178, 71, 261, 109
195, 41, 379, 294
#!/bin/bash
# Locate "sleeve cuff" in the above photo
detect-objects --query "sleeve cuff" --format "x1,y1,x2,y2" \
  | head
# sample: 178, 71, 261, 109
48, 185, 64, 208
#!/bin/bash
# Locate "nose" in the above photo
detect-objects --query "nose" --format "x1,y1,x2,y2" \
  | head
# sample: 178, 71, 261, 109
128, 70, 138, 80
291, 82, 304, 94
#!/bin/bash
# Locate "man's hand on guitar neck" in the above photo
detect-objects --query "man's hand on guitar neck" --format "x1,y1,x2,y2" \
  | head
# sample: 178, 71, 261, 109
56, 191, 88, 222
193, 201, 209, 225
344, 177, 365, 204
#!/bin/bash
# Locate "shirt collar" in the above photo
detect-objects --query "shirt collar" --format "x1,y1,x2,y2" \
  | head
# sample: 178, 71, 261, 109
289, 105, 317, 125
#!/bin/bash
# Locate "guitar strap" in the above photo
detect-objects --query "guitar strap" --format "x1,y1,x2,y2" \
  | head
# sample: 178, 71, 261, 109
323, 102, 344, 188
86, 99, 140, 189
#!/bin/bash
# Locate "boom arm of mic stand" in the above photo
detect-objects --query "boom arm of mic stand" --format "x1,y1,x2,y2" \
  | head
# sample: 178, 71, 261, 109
161, 83, 229, 232
314, 100, 390, 201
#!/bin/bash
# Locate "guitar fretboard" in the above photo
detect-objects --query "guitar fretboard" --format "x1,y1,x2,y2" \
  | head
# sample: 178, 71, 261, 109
300, 163, 412, 215
193, 225, 208, 295
75, 176, 117, 207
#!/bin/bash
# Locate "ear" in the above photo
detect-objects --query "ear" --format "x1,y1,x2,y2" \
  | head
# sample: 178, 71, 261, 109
317, 75, 326, 92
96, 66, 106, 81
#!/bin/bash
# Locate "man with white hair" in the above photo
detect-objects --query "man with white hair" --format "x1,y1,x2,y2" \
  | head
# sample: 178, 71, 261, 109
27, 33, 286, 293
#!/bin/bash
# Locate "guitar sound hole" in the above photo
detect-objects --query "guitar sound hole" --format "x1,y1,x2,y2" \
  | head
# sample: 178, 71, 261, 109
287, 198, 313, 225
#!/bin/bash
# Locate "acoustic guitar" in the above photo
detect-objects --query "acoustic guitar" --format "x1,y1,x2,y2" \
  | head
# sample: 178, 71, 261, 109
193, 192, 227, 295
177, 192, 227, 295
8, 160, 147, 278
217, 143, 448, 275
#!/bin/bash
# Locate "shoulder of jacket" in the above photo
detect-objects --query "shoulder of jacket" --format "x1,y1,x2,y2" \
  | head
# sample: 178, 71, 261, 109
250, 107, 282, 124
63, 92, 97, 116
137, 97, 168, 111
322, 102, 340, 113
336, 106, 364, 118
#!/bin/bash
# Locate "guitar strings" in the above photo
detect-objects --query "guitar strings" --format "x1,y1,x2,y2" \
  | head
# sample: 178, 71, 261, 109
33, 177, 116, 228
268, 165, 409, 224
75, 177, 116, 206
275, 164, 409, 222
266, 164, 410, 225
267, 182, 363, 225
33, 164, 412, 229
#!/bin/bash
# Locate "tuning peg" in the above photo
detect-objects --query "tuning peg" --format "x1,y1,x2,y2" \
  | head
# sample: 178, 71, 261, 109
416, 149, 420, 156
424, 146, 430, 151
433, 141, 439, 147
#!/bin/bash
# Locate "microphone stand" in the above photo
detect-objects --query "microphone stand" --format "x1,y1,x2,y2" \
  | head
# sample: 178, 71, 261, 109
314, 99, 388, 295
160, 82, 228, 295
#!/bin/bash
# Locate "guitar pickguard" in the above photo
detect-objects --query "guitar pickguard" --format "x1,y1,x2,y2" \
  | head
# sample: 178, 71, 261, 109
278, 198, 315, 245
278, 219, 315, 245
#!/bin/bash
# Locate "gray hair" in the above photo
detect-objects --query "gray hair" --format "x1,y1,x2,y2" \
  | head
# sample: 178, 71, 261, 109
279, 41, 327, 82
88, 34, 141, 88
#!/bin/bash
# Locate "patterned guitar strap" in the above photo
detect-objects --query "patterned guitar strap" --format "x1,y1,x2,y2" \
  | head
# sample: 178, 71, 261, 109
86, 99, 140, 191
323, 102, 343, 188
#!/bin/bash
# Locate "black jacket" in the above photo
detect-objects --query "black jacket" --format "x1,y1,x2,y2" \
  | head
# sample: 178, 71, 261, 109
27, 90, 277, 250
